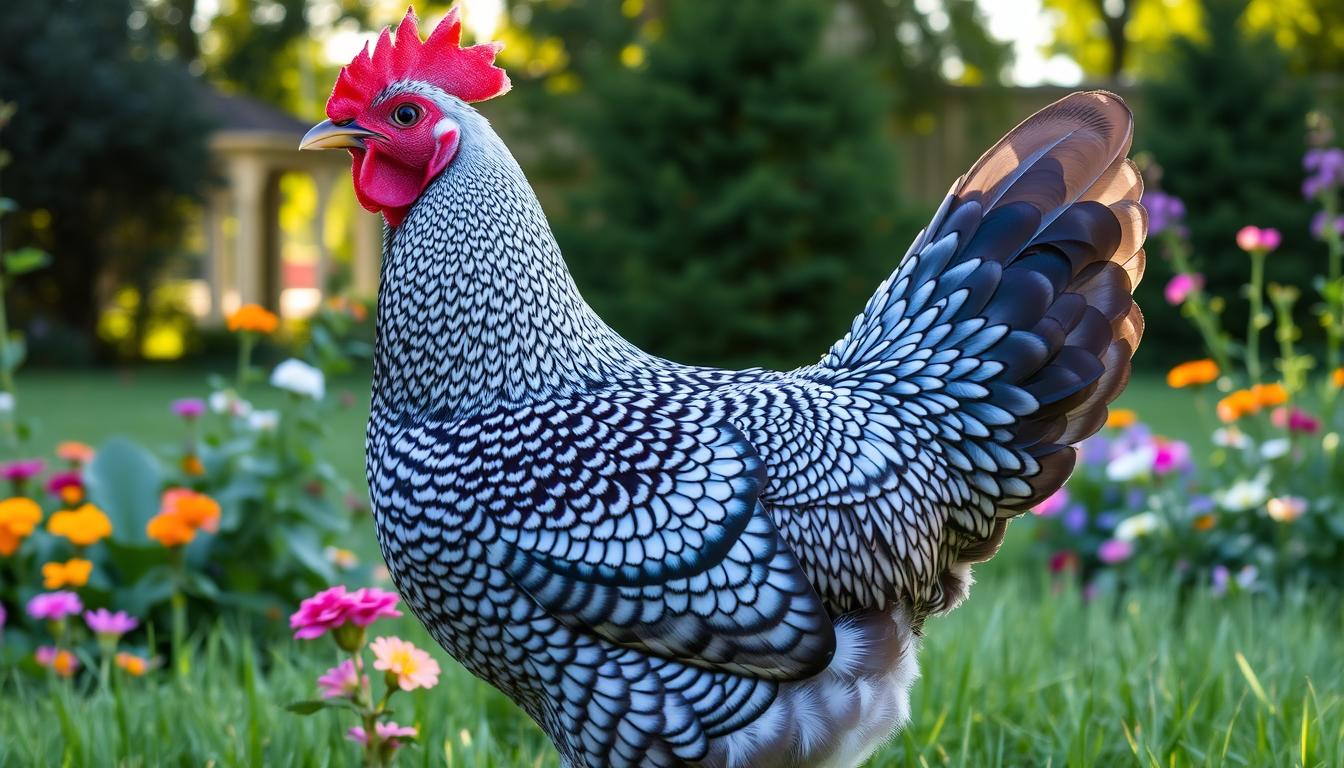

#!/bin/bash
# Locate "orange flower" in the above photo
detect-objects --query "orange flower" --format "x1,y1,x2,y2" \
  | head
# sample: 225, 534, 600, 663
47, 503, 113, 547
1192, 513, 1217, 531
1216, 389, 1260, 423
115, 652, 150, 676
1251, 383, 1288, 408
146, 488, 220, 547
56, 441, 95, 465
0, 497, 42, 556
1167, 359, 1219, 388
1105, 409, 1137, 429
181, 454, 205, 477
1334, 368, 1344, 388
42, 557, 93, 589
227, 304, 279, 334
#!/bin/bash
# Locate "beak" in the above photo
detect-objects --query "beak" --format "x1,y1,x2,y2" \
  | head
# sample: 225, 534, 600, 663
299, 120, 380, 151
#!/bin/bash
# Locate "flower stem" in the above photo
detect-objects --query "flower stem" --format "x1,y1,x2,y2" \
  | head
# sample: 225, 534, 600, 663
236, 331, 255, 396
1246, 250, 1267, 385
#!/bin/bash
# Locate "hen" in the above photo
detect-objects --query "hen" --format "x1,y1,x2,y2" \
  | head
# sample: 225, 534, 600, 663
301, 8, 1145, 768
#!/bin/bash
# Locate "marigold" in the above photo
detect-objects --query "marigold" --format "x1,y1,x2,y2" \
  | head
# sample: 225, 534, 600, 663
1192, 513, 1217, 531
47, 504, 113, 547
1251, 382, 1288, 408
1217, 389, 1260, 423
36, 646, 80, 678
181, 454, 205, 477
115, 652, 149, 676
56, 441, 95, 465
227, 303, 279, 334
1334, 368, 1344, 388
42, 558, 93, 589
0, 497, 42, 555
146, 488, 220, 546
1167, 359, 1219, 388
1105, 409, 1137, 429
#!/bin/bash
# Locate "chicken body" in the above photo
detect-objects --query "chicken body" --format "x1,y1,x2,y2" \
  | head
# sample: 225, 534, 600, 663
366, 91, 1144, 768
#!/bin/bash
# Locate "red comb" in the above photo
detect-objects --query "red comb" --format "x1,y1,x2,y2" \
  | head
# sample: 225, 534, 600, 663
327, 6, 510, 119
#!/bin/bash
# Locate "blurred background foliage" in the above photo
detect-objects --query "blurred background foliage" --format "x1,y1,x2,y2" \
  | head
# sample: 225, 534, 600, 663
0, 0, 1340, 369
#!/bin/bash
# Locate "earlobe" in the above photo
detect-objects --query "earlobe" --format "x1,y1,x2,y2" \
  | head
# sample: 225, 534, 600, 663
424, 119, 461, 188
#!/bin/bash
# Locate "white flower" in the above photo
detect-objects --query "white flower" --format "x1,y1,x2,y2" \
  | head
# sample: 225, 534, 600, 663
1259, 438, 1291, 460
1106, 446, 1156, 482
248, 410, 280, 432
1212, 428, 1251, 449
1215, 475, 1270, 512
1114, 512, 1163, 541
0, 392, 14, 413
209, 390, 252, 418
270, 359, 325, 400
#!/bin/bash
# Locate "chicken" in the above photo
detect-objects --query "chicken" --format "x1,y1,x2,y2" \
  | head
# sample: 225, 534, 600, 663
300, 8, 1145, 768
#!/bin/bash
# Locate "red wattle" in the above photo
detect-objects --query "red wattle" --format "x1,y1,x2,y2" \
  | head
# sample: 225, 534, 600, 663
350, 146, 421, 228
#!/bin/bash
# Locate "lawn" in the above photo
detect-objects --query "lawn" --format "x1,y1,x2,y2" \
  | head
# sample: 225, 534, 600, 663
5, 572, 1338, 766
14, 366, 1335, 767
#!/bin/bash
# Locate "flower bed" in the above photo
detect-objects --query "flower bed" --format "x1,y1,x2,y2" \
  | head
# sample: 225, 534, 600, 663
1030, 139, 1344, 595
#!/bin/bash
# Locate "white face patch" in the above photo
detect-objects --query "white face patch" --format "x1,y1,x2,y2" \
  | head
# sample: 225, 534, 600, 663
434, 116, 458, 140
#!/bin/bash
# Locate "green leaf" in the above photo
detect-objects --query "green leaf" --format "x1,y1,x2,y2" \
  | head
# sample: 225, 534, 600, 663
283, 700, 331, 715
86, 437, 164, 545
4, 246, 51, 276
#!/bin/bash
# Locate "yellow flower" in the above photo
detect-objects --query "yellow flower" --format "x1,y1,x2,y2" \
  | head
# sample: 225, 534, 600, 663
1334, 368, 1344, 389
42, 558, 93, 589
227, 303, 279, 334
56, 441, 95, 465
115, 652, 150, 676
47, 503, 113, 547
1105, 409, 1137, 429
0, 497, 42, 556
1167, 359, 1220, 388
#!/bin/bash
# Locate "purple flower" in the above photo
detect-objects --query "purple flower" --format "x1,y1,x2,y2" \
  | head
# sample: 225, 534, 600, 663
1063, 504, 1088, 534
2, 458, 46, 483
1188, 495, 1216, 515
171, 398, 207, 419
1164, 273, 1203, 306
1303, 147, 1344, 199
347, 722, 418, 749
1142, 189, 1186, 236
1153, 440, 1192, 476
346, 587, 402, 626
1311, 211, 1344, 240
84, 608, 139, 637
1097, 538, 1133, 564
27, 591, 84, 621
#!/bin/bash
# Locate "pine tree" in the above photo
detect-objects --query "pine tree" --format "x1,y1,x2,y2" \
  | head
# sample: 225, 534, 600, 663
1141, 0, 1313, 362
559, 0, 905, 370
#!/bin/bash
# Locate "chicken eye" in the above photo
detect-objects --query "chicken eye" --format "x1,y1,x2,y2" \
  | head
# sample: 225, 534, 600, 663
392, 103, 422, 127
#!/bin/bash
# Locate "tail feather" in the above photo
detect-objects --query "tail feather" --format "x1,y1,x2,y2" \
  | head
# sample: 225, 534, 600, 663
821, 90, 1145, 527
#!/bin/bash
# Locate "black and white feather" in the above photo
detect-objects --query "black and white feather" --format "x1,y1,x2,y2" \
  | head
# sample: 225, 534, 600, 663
366, 89, 1145, 767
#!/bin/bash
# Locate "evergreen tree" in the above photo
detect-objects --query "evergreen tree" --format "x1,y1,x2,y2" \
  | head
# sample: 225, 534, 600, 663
1141, 0, 1313, 363
559, 0, 906, 370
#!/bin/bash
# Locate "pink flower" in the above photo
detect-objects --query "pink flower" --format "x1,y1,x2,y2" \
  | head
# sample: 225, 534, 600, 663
1152, 440, 1191, 476
1164, 273, 1203, 306
289, 586, 402, 640
46, 470, 83, 497
171, 398, 206, 419
1031, 488, 1069, 517
1271, 407, 1320, 434
1236, 225, 1282, 253
347, 722, 418, 748
370, 636, 441, 691
2, 458, 46, 482
84, 608, 139, 637
1097, 538, 1133, 565
290, 586, 355, 640
347, 587, 402, 626
27, 591, 84, 621
317, 659, 366, 699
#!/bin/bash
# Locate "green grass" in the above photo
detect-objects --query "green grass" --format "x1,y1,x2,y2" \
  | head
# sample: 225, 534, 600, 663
8, 367, 1335, 765
4, 573, 1339, 766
